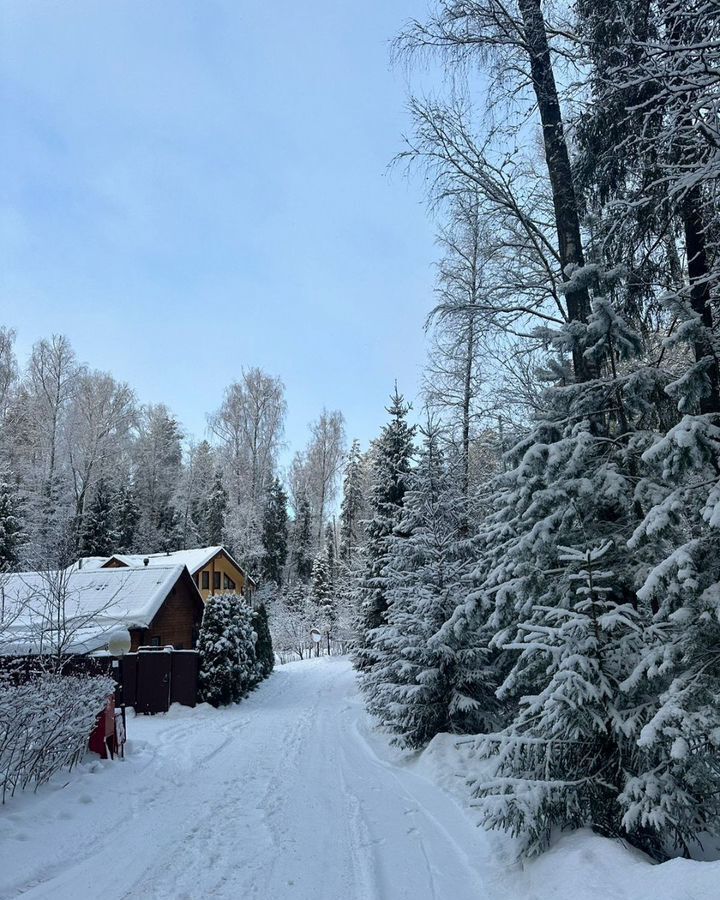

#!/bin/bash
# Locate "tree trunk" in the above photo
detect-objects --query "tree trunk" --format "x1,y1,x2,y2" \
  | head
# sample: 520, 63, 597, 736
517, 0, 593, 381
663, 8, 720, 413
681, 189, 720, 413
462, 210, 479, 500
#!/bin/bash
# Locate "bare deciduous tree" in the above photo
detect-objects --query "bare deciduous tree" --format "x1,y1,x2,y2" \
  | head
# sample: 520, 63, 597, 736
305, 409, 346, 542
65, 371, 137, 524
209, 368, 286, 508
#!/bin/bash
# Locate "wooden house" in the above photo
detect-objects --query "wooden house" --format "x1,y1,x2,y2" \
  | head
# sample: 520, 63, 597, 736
93, 546, 256, 605
0, 565, 205, 655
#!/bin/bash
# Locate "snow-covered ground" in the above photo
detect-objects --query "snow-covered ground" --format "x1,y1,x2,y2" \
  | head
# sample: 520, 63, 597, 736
1, 657, 718, 899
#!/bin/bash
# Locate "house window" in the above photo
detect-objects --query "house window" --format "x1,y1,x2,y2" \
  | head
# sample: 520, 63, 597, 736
213, 571, 221, 590
150, 636, 161, 647
201, 571, 209, 590
223, 574, 235, 591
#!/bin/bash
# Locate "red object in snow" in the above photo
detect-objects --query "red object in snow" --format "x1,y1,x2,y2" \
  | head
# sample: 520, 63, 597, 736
89, 694, 118, 759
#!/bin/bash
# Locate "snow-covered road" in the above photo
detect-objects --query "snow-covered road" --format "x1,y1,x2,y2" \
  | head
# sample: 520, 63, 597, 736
4, 656, 719, 900
1, 657, 492, 900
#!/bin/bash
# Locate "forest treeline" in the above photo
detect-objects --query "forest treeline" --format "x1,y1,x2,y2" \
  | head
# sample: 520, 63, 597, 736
348, 0, 720, 866
0, 336, 345, 579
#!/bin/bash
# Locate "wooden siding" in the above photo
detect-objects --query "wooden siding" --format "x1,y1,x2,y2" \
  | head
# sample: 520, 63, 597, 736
193, 550, 253, 604
129, 570, 205, 652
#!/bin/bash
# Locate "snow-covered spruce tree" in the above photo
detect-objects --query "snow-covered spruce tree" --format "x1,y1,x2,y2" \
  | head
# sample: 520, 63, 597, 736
133, 404, 184, 553
575, 0, 720, 411
203, 470, 228, 545
336, 440, 369, 650
324, 521, 336, 586
284, 582, 307, 614
181, 440, 216, 546
0, 470, 25, 569
311, 552, 331, 607
79, 478, 116, 557
354, 388, 415, 672
472, 543, 644, 856
251, 603, 274, 683
617, 343, 720, 856
339, 439, 368, 561
310, 552, 335, 649
114, 483, 139, 553
291, 491, 313, 581
154, 502, 184, 553
198, 595, 257, 706
232, 600, 257, 698
260, 476, 288, 585
466, 277, 676, 856
365, 425, 493, 747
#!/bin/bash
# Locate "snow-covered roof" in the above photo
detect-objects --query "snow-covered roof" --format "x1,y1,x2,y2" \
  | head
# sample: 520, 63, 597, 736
0, 564, 191, 655
73, 546, 256, 584
113, 547, 226, 573
65, 556, 115, 573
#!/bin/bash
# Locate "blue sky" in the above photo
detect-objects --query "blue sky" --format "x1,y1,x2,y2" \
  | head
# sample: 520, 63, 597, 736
0, 0, 439, 464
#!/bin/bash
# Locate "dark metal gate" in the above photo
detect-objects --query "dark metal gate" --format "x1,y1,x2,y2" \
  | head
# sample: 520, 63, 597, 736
136, 651, 171, 714
170, 651, 199, 707
120, 649, 198, 713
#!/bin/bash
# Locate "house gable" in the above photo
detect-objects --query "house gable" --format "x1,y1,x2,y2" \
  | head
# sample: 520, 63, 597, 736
98, 546, 255, 604
190, 548, 253, 602
129, 568, 205, 652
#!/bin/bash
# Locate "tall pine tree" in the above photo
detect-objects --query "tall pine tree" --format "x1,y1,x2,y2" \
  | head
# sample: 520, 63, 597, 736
339, 439, 367, 561
292, 491, 313, 581
114, 482, 139, 553
260, 476, 288, 585
463, 279, 675, 858
79, 479, 116, 557
363, 426, 492, 747
204, 470, 228, 545
354, 387, 415, 671
324, 520, 336, 587
0, 471, 24, 569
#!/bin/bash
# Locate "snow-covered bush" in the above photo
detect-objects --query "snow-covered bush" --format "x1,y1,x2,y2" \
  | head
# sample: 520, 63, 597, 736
267, 584, 315, 661
0, 672, 115, 802
197, 594, 257, 706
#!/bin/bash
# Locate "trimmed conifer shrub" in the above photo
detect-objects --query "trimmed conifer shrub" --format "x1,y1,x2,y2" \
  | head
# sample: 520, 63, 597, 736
198, 594, 257, 706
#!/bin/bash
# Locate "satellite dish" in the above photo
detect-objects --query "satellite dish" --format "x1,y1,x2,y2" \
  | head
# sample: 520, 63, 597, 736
107, 629, 132, 656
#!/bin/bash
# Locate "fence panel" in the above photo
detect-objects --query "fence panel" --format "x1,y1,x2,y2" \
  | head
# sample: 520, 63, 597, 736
0, 649, 200, 715
120, 654, 137, 707
170, 651, 199, 708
